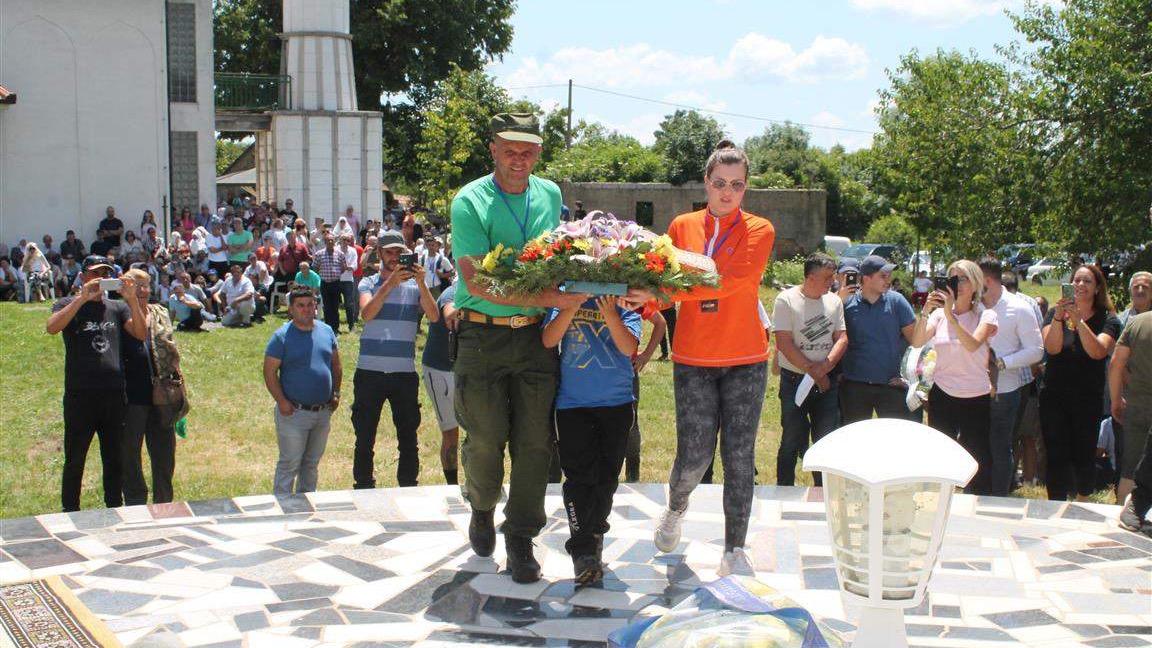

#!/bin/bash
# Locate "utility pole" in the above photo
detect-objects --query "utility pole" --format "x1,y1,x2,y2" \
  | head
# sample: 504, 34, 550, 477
566, 79, 573, 150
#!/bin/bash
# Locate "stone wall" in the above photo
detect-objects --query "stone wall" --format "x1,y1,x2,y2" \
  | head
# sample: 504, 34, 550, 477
555, 182, 825, 258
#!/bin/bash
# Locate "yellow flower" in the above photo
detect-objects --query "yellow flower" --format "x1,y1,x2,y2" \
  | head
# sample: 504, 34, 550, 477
573, 239, 592, 252
481, 243, 504, 272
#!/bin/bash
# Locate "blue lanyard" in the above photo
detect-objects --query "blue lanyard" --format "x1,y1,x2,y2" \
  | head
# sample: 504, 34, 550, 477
492, 175, 531, 244
705, 211, 742, 259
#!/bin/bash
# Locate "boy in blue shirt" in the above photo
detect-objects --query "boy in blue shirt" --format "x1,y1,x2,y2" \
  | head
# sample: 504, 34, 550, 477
543, 295, 641, 585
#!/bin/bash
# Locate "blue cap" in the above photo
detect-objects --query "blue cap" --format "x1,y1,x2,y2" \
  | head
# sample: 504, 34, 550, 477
836, 257, 860, 274
860, 255, 897, 275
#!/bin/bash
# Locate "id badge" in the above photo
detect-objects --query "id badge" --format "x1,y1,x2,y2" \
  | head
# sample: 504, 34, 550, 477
701, 300, 719, 313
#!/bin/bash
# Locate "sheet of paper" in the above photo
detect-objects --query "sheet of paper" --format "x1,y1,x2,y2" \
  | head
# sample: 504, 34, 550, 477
795, 374, 815, 407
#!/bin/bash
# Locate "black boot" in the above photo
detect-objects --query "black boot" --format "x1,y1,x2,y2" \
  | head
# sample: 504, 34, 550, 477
469, 508, 495, 557
505, 535, 542, 583
624, 457, 639, 483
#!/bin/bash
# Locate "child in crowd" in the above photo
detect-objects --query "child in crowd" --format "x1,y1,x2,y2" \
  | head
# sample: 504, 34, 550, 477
543, 295, 641, 586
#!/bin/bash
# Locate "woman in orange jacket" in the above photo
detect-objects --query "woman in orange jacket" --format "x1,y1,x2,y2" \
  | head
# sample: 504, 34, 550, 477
647, 140, 776, 576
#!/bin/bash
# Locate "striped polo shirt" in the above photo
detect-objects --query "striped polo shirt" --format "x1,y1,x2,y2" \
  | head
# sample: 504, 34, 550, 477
356, 275, 423, 373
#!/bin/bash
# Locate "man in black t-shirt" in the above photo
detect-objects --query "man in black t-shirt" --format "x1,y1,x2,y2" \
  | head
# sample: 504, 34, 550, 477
47, 255, 147, 511
278, 198, 299, 222
98, 205, 125, 251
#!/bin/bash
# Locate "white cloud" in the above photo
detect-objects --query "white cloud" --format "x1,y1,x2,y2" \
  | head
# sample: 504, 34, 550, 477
849, 0, 1018, 26
810, 111, 847, 129
502, 33, 868, 89
662, 90, 728, 113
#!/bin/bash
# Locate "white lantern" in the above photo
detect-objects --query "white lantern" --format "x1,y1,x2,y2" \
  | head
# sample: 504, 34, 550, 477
803, 419, 977, 648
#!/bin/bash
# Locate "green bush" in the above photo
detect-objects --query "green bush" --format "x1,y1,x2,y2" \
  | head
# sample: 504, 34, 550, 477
763, 255, 806, 287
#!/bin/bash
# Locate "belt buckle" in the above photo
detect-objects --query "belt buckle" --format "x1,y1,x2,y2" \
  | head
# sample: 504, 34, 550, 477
508, 315, 529, 329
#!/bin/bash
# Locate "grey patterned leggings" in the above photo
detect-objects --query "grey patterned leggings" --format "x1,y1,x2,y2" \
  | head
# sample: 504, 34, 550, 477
668, 361, 768, 551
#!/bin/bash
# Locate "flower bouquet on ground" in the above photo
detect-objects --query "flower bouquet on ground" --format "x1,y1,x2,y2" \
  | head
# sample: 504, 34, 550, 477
900, 344, 937, 411
474, 211, 719, 298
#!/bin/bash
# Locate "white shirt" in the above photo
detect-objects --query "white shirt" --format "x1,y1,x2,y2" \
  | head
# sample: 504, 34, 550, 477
220, 275, 253, 304
913, 276, 933, 293
338, 246, 359, 282
986, 290, 1044, 393
268, 227, 288, 251
245, 261, 272, 289
419, 251, 449, 289
206, 233, 228, 262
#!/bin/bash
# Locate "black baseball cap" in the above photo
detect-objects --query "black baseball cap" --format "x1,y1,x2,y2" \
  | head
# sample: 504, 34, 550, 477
82, 255, 113, 273
860, 255, 897, 275
836, 257, 860, 274
490, 113, 542, 144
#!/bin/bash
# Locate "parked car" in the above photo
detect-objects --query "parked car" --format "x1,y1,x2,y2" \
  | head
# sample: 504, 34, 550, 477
1027, 258, 1071, 285
823, 235, 851, 256
997, 243, 1037, 275
840, 243, 909, 265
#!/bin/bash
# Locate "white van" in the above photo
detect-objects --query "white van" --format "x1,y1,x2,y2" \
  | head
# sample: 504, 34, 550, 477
823, 236, 851, 256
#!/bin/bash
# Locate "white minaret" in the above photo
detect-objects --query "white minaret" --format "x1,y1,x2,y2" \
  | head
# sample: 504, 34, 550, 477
256, 0, 383, 224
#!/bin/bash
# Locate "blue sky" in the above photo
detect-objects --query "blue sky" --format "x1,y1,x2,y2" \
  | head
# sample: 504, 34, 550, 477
485, 0, 1030, 151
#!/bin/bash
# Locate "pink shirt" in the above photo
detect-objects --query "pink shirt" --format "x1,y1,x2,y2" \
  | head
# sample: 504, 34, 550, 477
929, 308, 998, 398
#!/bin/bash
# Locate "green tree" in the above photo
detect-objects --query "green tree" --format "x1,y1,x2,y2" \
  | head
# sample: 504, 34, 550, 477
1007, 0, 1152, 253
412, 66, 511, 210
541, 132, 665, 183
215, 138, 249, 176
864, 214, 917, 250
873, 50, 1041, 257
653, 110, 727, 185
214, 0, 513, 109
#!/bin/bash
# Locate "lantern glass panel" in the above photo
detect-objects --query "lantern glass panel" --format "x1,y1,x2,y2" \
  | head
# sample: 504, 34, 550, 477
825, 474, 871, 596
880, 481, 940, 599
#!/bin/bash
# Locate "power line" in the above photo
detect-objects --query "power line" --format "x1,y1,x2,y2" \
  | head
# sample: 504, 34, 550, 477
505, 81, 878, 136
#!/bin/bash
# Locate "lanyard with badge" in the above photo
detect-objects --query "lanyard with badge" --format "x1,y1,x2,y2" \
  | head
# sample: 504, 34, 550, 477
491, 175, 531, 244
700, 210, 745, 314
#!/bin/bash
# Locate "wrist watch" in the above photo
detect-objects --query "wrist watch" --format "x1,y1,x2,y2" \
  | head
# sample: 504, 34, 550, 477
996, 358, 1006, 371
332, 391, 341, 398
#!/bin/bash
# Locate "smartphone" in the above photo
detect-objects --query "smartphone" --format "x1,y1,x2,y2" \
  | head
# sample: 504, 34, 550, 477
844, 270, 860, 288
99, 278, 123, 291
932, 276, 949, 292
398, 253, 417, 270
1061, 282, 1074, 300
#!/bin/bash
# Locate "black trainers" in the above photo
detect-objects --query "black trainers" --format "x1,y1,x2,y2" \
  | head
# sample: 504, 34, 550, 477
572, 554, 603, 587
468, 508, 496, 557
505, 535, 542, 584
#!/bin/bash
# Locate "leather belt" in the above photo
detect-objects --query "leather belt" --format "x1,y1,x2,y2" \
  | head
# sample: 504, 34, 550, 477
294, 402, 328, 411
458, 308, 543, 329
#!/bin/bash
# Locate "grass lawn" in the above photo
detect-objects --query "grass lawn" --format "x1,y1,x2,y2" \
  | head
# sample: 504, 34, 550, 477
0, 281, 1093, 519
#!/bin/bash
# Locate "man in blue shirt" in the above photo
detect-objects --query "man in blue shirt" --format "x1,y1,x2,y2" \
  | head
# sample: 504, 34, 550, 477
839, 255, 919, 423
263, 288, 342, 496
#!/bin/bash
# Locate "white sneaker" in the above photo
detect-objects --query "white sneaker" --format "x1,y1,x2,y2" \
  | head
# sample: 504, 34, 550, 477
202, 312, 218, 322
654, 508, 684, 552
718, 547, 755, 577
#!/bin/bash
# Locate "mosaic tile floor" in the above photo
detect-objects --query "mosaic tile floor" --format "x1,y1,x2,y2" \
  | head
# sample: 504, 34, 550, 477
1, 484, 1150, 647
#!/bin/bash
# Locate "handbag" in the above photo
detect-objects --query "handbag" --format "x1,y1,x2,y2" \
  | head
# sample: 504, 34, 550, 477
152, 372, 186, 406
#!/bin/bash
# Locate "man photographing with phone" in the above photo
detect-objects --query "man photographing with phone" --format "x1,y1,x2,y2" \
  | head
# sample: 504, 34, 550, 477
350, 230, 439, 491
46, 255, 148, 511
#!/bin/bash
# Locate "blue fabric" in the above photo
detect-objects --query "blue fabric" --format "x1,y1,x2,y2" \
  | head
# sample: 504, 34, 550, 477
265, 321, 338, 406
356, 275, 423, 373
842, 290, 916, 384
422, 283, 456, 371
548, 298, 640, 410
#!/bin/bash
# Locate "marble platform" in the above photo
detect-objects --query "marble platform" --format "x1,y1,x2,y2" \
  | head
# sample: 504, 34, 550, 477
1, 485, 1150, 647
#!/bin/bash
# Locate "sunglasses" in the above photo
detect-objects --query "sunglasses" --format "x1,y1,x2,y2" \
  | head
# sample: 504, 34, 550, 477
708, 179, 747, 191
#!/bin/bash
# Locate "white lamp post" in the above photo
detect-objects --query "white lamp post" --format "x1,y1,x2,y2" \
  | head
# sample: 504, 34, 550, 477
803, 419, 977, 648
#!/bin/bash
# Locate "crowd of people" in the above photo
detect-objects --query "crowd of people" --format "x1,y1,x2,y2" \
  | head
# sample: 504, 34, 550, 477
29, 111, 1151, 591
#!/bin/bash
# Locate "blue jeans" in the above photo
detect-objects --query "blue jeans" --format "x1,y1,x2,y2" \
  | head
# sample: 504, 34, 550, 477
988, 387, 1023, 496
777, 369, 840, 487
273, 407, 333, 496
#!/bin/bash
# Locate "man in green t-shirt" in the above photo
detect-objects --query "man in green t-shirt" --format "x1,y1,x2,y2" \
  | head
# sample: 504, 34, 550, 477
1111, 311, 1152, 536
451, 113, 587, 583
